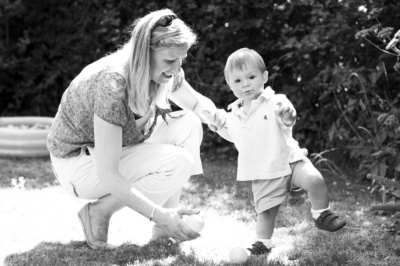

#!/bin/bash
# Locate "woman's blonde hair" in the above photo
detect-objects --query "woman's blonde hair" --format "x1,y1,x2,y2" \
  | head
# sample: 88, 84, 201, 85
118, 9, 197, 116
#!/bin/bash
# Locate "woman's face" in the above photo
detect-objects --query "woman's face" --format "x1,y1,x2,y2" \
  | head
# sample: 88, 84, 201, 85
150, 45, 188, 84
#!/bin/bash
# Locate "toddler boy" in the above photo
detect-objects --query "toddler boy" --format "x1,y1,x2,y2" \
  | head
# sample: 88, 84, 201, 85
204, 48, 346, 255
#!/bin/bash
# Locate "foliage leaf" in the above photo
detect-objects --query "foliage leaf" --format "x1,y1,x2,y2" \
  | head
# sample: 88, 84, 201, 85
392, 190, 400, 198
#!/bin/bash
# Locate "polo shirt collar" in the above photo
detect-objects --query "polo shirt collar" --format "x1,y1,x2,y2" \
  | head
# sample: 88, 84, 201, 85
259, 86, 275, 100
227, 86, 275, 111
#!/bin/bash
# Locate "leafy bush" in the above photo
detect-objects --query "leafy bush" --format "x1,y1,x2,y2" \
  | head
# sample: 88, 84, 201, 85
352, 7, 400, 234
352, 7, 400, 186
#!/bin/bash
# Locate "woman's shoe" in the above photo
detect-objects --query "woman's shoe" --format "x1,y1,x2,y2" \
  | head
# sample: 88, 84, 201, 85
77, 203, 116, 249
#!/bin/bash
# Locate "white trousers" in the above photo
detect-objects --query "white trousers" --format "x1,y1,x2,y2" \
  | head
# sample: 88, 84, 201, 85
50, 111, 203, 205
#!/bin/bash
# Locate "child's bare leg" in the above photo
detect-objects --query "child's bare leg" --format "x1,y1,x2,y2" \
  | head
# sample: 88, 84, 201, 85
248, 205, 280, 255
293, 161, 346, 231
293, 164, 329, 210
256, 205, 280, 240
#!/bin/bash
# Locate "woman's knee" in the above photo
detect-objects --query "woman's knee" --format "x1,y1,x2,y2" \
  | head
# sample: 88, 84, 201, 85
171, 111, 203, 146
177, 111, 202, 135
177, 111, 201, 126
171, 147, 195, 175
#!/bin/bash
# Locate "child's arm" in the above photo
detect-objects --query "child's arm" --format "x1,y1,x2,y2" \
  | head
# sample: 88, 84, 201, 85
273, 94, 296, 127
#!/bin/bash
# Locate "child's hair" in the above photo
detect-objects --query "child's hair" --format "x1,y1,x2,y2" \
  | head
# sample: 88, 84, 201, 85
224, 48, 266, 81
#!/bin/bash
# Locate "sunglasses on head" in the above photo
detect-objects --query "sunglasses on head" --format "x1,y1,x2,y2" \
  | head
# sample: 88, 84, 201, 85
154, 14, 176, 28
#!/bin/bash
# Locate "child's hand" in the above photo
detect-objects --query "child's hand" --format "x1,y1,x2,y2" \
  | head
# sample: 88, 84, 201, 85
274, 101, 296, 126
201, 109, 227, 132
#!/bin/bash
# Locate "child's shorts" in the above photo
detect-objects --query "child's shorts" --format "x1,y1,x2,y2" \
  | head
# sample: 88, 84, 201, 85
252, 159, 311, 214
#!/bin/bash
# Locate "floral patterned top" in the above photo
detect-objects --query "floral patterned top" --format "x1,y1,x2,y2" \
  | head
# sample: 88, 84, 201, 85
47, 61, 184, 159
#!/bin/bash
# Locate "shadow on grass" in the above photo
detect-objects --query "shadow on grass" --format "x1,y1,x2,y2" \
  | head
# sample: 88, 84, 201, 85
4, 238, 292, 266
4, 238, 182, 266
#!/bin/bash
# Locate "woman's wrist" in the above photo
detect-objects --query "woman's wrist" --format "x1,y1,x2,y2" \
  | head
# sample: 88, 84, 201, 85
150, 205, 166, 224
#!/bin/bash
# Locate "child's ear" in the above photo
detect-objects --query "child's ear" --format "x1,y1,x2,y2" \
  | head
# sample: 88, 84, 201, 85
263, 71, 269, 83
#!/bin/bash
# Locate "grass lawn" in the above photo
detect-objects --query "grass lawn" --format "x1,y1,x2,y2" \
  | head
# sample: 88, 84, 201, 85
1, 155, 399, 266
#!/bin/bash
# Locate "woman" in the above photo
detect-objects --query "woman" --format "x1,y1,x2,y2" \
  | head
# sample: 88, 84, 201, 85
47, 8, 225, 249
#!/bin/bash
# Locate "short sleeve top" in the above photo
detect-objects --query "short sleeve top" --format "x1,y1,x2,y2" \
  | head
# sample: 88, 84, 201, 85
47, 61, 184, 158
225, 87, 308, 181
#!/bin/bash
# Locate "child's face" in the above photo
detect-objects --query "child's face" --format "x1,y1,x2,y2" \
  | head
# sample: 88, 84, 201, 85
226, 63, 268, 102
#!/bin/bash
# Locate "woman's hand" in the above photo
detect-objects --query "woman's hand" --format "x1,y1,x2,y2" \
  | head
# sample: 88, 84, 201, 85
153, 207, 201, 243
201, 109, 227, 132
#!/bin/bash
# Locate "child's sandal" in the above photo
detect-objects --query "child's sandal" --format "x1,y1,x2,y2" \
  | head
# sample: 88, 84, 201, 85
247, 241, 272, 255
314, 210, 346, 232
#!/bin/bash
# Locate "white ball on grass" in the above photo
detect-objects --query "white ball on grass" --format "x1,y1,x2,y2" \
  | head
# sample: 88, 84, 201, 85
229, 246, 249, 263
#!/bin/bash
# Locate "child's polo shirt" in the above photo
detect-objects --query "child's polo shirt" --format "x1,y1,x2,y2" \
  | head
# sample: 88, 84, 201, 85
224, 87, 308, 181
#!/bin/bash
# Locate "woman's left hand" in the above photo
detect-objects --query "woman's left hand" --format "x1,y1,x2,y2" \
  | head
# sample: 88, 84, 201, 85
153, 207, 200, 243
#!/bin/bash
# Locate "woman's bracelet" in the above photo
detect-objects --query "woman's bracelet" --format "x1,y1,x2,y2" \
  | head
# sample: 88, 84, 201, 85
149, 206, 156, 222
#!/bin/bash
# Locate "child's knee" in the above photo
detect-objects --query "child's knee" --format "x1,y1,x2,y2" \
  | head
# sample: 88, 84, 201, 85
305, 171, 326, 190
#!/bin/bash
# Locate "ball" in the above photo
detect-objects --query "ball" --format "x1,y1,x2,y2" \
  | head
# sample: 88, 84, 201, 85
229, 247, 249, 263
185, 214, 204, 233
